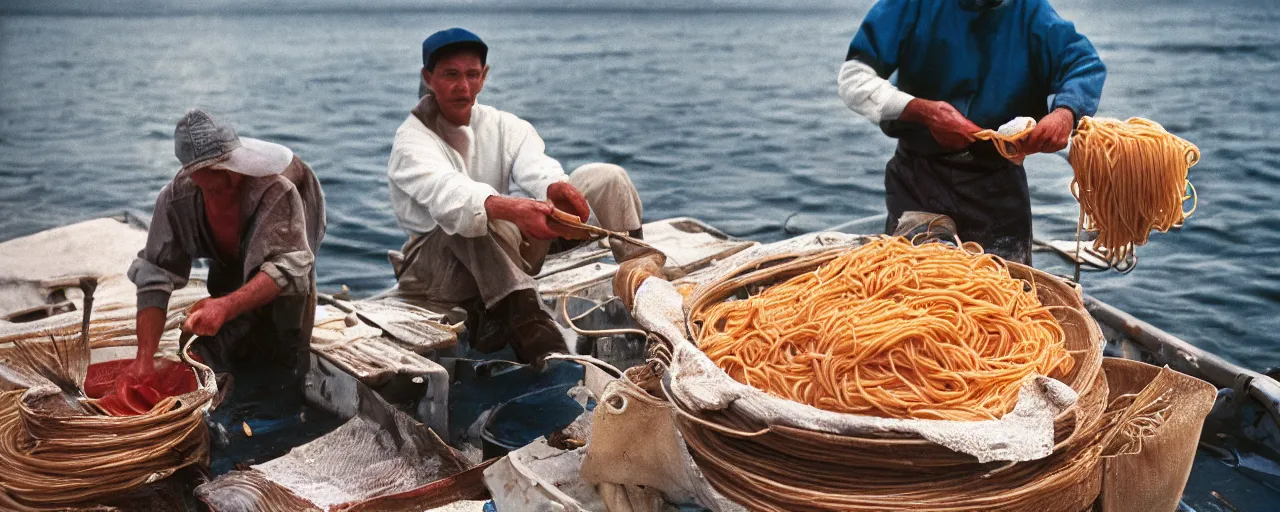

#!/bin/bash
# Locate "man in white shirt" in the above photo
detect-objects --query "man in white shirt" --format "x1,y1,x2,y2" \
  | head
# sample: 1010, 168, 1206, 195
387, 28, 644, 366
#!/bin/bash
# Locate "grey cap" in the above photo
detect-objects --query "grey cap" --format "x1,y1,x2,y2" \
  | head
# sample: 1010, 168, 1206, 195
174, 108, 293, 177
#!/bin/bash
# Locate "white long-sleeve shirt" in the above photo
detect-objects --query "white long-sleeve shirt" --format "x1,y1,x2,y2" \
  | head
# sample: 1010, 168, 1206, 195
388, 95, 569, 238
837, 59, 915, 124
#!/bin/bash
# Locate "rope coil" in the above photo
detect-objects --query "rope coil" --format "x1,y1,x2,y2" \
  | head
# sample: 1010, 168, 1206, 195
0, 329, 215, 510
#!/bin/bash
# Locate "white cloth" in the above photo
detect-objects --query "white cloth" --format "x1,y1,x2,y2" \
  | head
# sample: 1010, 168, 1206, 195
837, 59, 916, 124
997, 116, 1037, 137
387, 96, 569, 238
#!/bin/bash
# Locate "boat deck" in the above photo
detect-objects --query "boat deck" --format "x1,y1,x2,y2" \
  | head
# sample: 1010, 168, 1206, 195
1, 215, 1278, 511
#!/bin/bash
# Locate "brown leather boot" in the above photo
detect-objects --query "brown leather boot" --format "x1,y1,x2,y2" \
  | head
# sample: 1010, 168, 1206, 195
463, 298, 509, 354
495, 288, 567, 367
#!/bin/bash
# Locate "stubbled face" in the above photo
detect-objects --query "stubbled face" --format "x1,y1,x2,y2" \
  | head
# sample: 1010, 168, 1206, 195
191, 167, 243, 199
422, 52, 488, 126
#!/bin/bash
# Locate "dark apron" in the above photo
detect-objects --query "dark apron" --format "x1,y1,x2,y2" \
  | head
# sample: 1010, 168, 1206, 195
883, 140, 1033, 265
198, 259, 315, 399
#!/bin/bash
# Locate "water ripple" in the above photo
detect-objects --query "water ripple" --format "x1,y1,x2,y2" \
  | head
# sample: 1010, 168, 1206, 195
2, 4, 1279, 369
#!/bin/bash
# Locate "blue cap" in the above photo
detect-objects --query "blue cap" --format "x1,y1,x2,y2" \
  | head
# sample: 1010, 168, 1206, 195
422, 28, 488, 70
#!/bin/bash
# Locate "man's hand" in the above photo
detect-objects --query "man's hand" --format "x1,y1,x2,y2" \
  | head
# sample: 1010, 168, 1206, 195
546, 181, 590, 223
901, 99, 981, 150
485, 195, 564, 240
183, 298, 233, 336
1023, 107, 1075, 154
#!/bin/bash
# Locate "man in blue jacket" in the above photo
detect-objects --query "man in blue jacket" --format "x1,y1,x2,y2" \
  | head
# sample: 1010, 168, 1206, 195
838, 0, 1105, 263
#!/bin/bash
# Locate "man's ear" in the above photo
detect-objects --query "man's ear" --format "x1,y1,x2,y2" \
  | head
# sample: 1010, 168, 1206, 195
419, 67, 432, 98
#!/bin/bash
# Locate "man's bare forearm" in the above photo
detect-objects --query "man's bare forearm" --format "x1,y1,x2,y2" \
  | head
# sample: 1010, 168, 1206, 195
177, 271, 286, 339
135, 272, 280, 361
135, 306, 167, 361
222, 271, 284, 320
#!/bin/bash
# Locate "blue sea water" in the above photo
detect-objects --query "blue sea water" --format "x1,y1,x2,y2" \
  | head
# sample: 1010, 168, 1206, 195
1, 0, 1278, 371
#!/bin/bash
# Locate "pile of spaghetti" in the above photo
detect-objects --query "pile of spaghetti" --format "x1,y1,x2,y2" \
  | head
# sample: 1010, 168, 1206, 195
691, 237, 1072, 421
1069, 117, 1200, 267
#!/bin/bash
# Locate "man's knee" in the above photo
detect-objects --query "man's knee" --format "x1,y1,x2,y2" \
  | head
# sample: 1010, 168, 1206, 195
569, 162, 633, 194
568, 163, 642, 232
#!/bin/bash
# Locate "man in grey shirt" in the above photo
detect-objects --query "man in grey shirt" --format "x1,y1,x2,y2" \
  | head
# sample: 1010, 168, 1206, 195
125, 109, 325, 394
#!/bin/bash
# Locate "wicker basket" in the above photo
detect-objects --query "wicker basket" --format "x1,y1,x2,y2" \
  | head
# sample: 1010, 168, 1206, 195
670, 246, 1112, 511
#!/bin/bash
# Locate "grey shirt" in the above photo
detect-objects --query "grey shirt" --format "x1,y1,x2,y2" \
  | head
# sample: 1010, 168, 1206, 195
128, 157, 326, 312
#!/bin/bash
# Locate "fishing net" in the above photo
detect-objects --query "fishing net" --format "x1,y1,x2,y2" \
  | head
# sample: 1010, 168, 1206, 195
0, 285, 216, 511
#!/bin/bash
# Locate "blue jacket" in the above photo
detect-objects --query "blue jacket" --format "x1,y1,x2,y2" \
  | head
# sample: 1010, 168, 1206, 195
847, 0, 1106, 140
